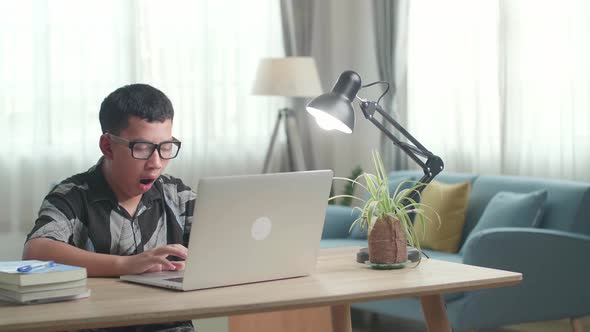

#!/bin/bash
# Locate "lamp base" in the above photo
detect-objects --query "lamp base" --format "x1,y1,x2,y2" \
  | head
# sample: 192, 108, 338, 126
366, 261, 409, 270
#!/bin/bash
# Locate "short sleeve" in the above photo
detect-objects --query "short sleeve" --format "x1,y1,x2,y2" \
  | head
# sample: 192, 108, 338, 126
26, 183, 87, 247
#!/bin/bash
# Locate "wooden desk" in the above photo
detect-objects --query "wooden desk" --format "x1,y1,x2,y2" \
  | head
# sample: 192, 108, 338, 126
0, 247, 521, 332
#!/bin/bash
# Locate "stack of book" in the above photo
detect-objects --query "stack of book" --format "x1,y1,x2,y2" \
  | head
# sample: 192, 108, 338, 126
0, 260, 89, 304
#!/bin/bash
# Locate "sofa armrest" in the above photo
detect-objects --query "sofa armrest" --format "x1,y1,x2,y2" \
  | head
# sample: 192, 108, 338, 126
322, 205, 361, 239
457, 227, 590, 327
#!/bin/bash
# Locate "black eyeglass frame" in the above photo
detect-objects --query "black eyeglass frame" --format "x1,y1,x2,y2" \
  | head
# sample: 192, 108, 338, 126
107, 134, 182, 160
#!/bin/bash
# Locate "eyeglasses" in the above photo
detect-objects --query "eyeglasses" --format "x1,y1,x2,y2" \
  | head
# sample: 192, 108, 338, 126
107, 134, 181, 160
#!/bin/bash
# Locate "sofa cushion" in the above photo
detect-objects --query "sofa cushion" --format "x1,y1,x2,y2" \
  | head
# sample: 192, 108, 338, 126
322, 205, 362, 239
462, 175, 590, 247
414, 180, 471, 253
461, 190, 547, 254
349, 221, 368, 239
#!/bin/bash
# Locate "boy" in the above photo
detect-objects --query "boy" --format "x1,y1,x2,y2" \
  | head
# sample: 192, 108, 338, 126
23, 84, 196, 332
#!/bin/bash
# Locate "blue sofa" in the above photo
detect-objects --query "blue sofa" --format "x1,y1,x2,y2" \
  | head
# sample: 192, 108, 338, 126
320, 170, 590, 331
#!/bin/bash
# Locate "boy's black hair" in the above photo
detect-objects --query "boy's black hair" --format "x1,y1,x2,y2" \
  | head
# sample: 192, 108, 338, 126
99, 84, 174, 134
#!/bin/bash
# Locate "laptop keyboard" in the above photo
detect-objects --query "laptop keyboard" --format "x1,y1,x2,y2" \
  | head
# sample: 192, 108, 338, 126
165, 277, 184, 283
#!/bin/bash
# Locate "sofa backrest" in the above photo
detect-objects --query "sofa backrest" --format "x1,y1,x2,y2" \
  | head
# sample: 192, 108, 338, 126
465, 174, 590, 238
387, 170, 590, 249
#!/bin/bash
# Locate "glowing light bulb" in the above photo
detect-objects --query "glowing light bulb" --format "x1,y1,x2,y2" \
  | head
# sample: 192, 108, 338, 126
306, 107, 352, 134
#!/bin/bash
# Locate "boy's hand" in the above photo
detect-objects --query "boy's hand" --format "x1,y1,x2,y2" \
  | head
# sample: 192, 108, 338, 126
119, 244, 188, 275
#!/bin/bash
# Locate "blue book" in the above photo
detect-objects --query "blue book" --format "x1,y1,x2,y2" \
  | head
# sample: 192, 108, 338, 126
0, 261, 87, 286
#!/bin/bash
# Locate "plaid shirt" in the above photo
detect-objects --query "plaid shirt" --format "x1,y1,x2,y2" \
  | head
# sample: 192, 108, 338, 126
26, 158, 196, 332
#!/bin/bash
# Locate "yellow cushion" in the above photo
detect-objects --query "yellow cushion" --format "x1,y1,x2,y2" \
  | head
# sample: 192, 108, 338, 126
414, 180, 471, 253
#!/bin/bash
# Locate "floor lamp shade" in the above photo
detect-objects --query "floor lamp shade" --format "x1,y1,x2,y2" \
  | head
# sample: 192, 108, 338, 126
252, 57, 323, 173
252, 57, 323, 97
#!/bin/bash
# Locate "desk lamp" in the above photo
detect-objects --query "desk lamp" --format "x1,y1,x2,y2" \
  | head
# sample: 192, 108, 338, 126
306, 71, 444, 259
306, 70, 443, 203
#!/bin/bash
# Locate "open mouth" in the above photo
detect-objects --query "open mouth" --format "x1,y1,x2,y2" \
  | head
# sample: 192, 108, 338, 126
140, 178, 156, 185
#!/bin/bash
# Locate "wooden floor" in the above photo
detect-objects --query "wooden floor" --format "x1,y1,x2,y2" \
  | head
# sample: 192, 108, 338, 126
351, 309, 589, 332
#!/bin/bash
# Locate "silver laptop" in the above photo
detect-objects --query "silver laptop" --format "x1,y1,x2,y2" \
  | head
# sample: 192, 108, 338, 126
120, 170, 333, 291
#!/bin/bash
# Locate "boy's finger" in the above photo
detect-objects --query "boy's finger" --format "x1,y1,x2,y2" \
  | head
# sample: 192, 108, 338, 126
170, 243, 188, 250
146, 264, 164, 273
169, 244, 188, 256
152, 256, 176, 270
154, 246, 187, 259
161, 244, 187, 254
170, 261, 186, 271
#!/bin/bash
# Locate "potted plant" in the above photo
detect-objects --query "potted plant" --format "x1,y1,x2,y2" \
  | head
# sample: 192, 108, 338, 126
330, 150, 437, 268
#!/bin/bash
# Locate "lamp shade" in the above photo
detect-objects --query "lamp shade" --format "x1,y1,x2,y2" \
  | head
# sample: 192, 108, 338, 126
306, 70, 361, 134
252, 57, 323, 97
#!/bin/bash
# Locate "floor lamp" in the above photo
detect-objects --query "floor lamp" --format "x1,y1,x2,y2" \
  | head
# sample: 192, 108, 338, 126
252, 57, 323, 173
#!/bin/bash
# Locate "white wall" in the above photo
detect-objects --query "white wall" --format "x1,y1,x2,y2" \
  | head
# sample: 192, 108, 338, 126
0, 233, 28, 260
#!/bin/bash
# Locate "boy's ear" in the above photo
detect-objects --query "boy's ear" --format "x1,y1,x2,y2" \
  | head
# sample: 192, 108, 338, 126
99, 134, 114, 160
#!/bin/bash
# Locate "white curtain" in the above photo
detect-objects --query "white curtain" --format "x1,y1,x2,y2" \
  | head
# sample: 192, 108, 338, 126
407, 0, 590, 181
500, 0, 590, 180
407, 0, 502, 175
0, 0, 284, 234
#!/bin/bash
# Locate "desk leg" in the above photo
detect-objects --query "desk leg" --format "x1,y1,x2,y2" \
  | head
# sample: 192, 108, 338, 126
420, 295, 452, 332
330, 304, 352, 332
570, 317, 584, 332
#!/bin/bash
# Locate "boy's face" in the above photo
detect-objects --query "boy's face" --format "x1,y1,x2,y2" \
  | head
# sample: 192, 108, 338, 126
108, 116, 173, 199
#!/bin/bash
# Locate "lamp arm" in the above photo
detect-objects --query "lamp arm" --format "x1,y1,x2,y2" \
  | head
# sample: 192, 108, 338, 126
366, 116, 428, 168
359, 101, 444, 200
